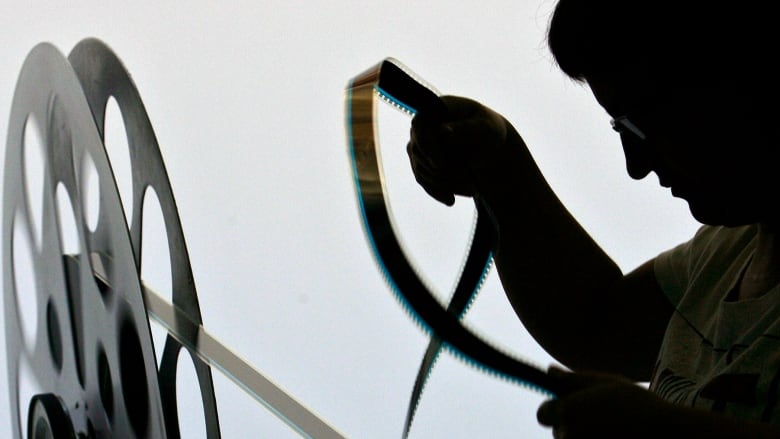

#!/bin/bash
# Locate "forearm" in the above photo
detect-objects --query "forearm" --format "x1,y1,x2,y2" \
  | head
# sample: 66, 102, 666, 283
475, 127, 625, 370
407, 99, 658, 372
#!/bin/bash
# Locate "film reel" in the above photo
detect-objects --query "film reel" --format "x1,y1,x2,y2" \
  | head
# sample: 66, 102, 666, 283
3, 38, 219, 438
5, 38, 347, 439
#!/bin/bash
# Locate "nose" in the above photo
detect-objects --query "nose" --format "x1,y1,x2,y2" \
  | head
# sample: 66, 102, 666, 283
620, 134, 653, 180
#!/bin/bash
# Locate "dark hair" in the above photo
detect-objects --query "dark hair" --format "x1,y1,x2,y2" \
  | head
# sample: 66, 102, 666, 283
547, 1, 774, 84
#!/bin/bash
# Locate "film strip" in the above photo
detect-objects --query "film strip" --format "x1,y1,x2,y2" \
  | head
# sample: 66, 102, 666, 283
3, 39, 345, 438
345, 58, 564, 437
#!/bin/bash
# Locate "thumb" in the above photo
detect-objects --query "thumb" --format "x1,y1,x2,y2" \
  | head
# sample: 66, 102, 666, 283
549, 365, 633, 394
537, 398, 561, 427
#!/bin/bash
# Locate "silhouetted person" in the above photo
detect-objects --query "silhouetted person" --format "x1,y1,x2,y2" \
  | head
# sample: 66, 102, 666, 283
407, 1, 780, 437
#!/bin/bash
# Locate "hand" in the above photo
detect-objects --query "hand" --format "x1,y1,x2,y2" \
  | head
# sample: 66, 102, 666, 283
537, 367, 679, 439
406, 95, 517, 206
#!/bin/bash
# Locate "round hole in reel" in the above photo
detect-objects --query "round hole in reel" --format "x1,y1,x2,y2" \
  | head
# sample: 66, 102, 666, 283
45, 299, 63, 374
12, 210, 40, 352
55, 182, 80, 257
97, 343, 114, 423
23, 113, 46, 251
118, 311, 150, 436
78, 150, 101, 233
103, 96, 133, 227
176, 351, 208, 439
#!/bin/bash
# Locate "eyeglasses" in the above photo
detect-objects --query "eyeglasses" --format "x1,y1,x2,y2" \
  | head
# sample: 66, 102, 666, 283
610, 116, 647, 141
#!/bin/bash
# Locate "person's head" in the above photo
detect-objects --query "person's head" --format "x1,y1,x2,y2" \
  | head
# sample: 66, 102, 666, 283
547, 1, 779, 227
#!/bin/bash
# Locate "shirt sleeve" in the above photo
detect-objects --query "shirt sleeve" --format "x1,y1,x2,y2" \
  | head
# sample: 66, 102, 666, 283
653, 225, 710, 307
654, 224, 758, 308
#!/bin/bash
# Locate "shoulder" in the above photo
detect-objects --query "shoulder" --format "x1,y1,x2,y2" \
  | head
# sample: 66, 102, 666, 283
659, 224, 757, 269
692, 223, 756, 249
654, 224, 757, 305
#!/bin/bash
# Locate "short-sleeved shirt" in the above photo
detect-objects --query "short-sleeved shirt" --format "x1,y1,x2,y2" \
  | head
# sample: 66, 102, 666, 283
651, 224, 780, 423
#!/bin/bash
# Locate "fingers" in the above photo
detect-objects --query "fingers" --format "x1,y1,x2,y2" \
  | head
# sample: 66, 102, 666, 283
407, 139, 456, 206
536, 398, 560, 427
406, 95, 508, 205
537, 387, 607, 439
537, 367, 660, 439
407, 117, 475, 205
409, 116, 454, 176
537, 366, 616, 429
547, 365, 632, 394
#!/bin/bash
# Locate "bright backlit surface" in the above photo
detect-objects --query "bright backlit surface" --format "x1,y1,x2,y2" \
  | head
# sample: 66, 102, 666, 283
0, 2, 699, 438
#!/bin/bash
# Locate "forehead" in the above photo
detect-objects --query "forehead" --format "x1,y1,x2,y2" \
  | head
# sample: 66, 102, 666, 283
585, 64, 654, 116
586, 66, 735, 119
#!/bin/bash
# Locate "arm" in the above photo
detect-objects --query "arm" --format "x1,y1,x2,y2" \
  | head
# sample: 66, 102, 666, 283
408, 96, 673, 380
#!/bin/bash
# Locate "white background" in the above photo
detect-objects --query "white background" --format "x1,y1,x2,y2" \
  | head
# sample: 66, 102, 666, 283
0, 1, 700, 437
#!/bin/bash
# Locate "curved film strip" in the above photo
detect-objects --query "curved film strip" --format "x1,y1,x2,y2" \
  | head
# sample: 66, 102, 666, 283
345, 58, 564, 437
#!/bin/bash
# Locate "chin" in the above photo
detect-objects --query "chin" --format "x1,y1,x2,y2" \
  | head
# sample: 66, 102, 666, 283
687, 200, 761, 228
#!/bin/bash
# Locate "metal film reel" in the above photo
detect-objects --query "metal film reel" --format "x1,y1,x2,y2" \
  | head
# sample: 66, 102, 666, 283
4, 39, 219, 438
